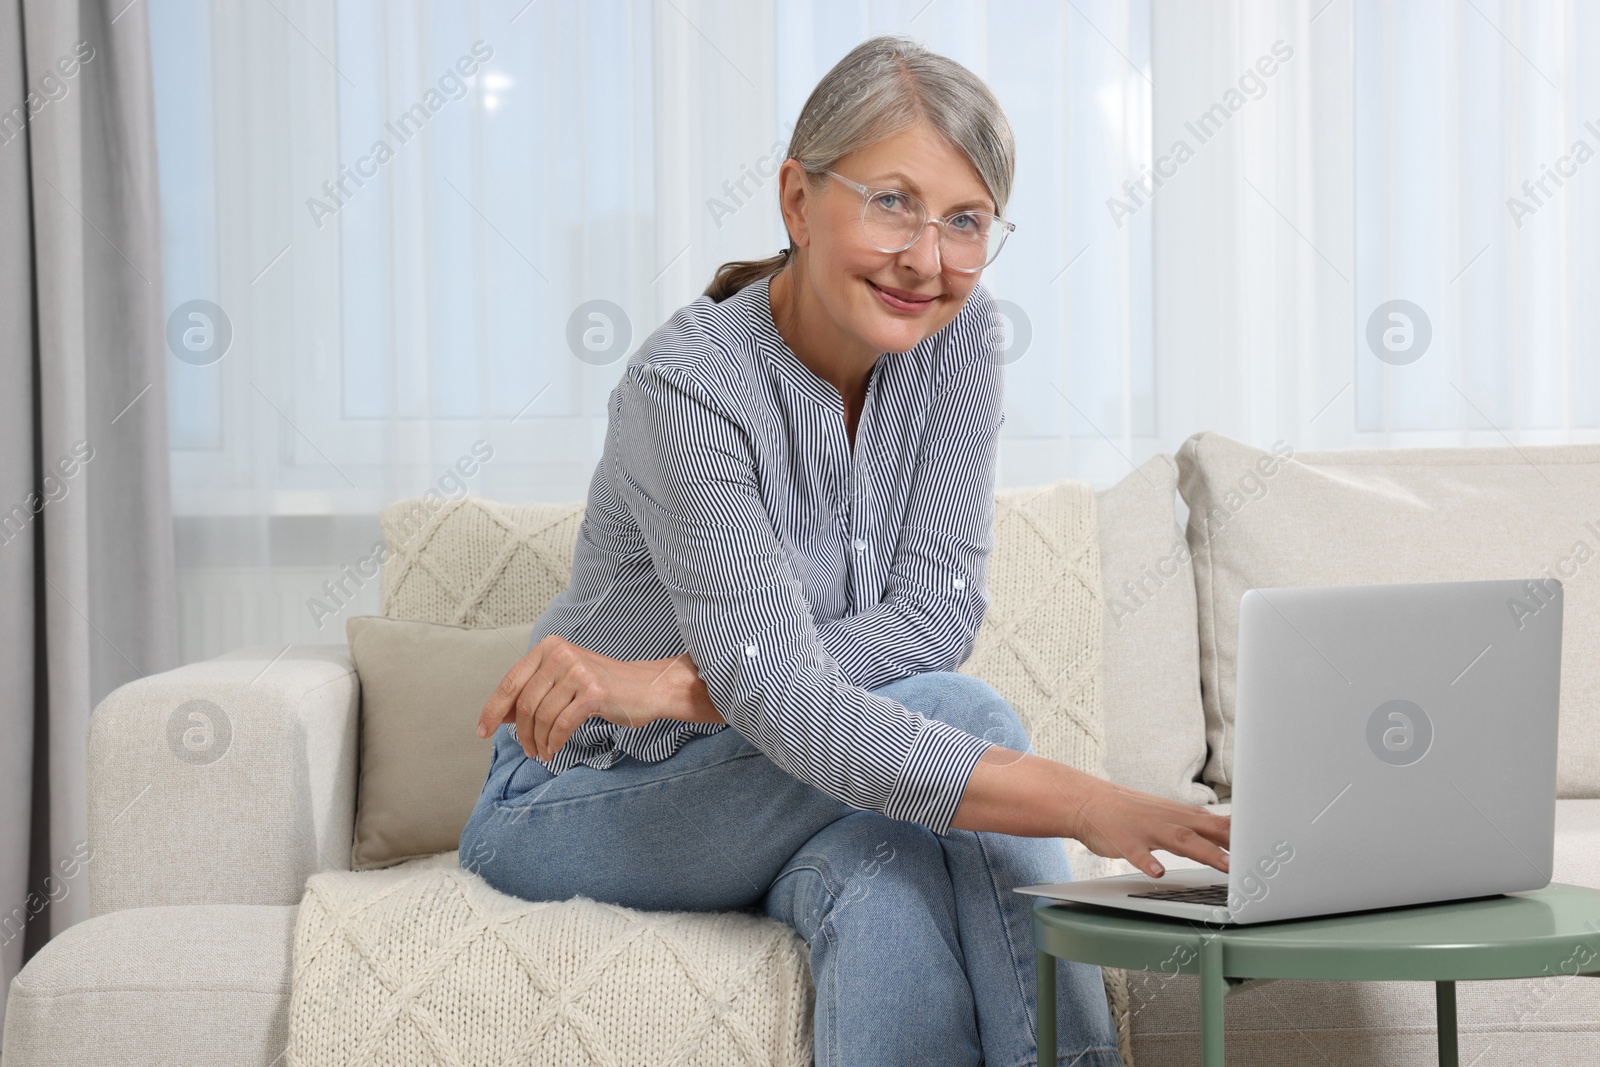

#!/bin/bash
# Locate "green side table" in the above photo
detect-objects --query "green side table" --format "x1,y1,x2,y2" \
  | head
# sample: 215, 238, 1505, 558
1031, 882, 1600, 1067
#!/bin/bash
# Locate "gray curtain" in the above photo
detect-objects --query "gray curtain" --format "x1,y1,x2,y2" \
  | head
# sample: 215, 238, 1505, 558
0, 0, 175, 1034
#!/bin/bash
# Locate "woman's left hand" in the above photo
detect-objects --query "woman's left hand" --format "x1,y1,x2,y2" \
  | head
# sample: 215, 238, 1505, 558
475, 636, 717, 760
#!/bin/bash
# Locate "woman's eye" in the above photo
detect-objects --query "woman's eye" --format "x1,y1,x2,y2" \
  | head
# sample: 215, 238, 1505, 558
873, 192, 910, 213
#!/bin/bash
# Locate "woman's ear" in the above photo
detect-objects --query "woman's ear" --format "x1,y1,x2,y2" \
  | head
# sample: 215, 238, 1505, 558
776, 159, 813, 251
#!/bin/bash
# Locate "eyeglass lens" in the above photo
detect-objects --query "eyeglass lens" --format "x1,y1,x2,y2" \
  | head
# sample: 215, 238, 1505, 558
862, 191, 1005, 270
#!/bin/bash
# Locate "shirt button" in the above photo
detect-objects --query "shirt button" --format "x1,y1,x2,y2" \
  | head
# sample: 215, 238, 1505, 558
745, 643, 758, 657
953, 577, 966, 589
853, 538, 867, 551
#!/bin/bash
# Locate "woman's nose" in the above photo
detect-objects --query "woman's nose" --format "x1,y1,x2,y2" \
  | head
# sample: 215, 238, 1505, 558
897, 220, 944, 276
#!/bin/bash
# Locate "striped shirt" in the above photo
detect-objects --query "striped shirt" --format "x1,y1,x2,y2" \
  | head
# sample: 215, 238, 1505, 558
519, 273, 1007, 835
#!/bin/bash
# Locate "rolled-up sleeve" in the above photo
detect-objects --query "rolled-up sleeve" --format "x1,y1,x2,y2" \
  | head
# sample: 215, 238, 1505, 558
814, 287, 1004, 691
610, 356, 994, 835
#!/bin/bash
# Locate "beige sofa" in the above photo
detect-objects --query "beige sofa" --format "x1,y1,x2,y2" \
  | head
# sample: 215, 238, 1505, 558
7, 429, 1600, 1066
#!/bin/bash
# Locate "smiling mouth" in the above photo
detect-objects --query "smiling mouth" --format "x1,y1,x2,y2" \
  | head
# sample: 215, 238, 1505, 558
867, 280, 937, 304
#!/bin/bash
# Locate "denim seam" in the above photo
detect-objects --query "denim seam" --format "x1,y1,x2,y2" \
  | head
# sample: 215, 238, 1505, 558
769, 861, 844, 1067
820, 900, 840, 1067
1054, 1046, 1125, 1067
494, 753, 531, 803
767, 861, 845, 941
976, 828, 1038, 1051
1000, 1042, 1123, 1067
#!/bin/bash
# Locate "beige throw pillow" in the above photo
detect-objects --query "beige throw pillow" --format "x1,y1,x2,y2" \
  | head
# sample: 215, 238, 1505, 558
347, 616, 533, 869
1096, 455, 1215, 804
1176, 430, 1600, 800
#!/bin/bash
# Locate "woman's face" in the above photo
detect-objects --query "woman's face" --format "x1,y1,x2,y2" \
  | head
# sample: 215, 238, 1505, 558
780, 122, 997, 356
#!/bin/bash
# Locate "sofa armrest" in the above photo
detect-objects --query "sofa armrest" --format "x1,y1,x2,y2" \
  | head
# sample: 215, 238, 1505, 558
87, 645, 359, 915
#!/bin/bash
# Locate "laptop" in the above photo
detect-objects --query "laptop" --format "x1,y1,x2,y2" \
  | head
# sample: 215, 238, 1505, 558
1015, 577, 1563, 925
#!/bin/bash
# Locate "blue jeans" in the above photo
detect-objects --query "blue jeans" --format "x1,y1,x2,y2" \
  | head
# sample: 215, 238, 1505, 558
458, 670, 1124, 1067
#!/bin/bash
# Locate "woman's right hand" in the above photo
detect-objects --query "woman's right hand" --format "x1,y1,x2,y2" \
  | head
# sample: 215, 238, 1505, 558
1067, 777, 1231, 879
950, 750, 1229, 877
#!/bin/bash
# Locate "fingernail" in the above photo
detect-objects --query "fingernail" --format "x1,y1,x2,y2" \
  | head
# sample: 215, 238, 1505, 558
1149, 862, 1163, 876
477, 724, 487, 737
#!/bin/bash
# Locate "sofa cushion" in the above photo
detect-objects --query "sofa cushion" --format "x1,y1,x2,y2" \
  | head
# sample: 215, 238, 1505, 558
0, 904, 295, 1066
379, 496, 586, 627
1176, 430, 1600, 798
958, 481, 1107, 778
346, 616, 534, 869
1097, 455, 1214, 804
287, 856, 814, 1067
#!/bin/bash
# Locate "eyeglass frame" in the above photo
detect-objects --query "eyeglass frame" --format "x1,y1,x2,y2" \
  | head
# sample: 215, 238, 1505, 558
822, 169, 1016, 273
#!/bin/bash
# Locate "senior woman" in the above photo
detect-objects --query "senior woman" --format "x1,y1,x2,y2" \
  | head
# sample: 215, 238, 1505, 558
461, 34, 1229, 1067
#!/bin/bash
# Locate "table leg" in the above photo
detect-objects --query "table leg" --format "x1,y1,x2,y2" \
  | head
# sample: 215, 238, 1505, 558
1036, 951, 1056, 1061
1436, 980, 1458, 1067
1200, 938, 1225, 1067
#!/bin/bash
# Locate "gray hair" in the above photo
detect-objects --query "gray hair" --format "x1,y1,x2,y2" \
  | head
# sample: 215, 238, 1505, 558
704, 34, 1015, 302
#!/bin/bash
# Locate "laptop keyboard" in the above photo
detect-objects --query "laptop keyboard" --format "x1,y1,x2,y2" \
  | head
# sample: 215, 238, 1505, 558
1128, 883, 1230, 906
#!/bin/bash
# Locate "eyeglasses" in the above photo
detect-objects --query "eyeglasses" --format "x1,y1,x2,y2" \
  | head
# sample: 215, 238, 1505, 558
824, 169, 1015, 273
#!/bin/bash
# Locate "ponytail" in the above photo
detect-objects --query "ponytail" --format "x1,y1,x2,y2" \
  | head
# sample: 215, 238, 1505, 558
704, 246, 793, 303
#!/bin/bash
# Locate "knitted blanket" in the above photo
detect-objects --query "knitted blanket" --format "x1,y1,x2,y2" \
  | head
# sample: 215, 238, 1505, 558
285, 854, 813, 1067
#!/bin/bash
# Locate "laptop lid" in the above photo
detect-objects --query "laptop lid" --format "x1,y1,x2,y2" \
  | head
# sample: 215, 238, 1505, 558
1224, 577, 1562, 924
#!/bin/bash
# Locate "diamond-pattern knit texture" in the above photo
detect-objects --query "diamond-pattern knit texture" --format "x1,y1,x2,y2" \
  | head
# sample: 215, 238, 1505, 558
290, 483, 1130, 1067
378, 496, 586, 627
286, 854, 811, 1067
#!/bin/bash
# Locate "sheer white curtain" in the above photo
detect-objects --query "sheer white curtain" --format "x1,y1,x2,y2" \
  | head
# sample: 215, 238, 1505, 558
1151, 0, 1600, 451
148, 0, 1596, 664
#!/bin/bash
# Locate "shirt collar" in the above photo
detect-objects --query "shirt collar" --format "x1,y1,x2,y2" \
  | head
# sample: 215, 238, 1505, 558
741, 275, 886, 412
